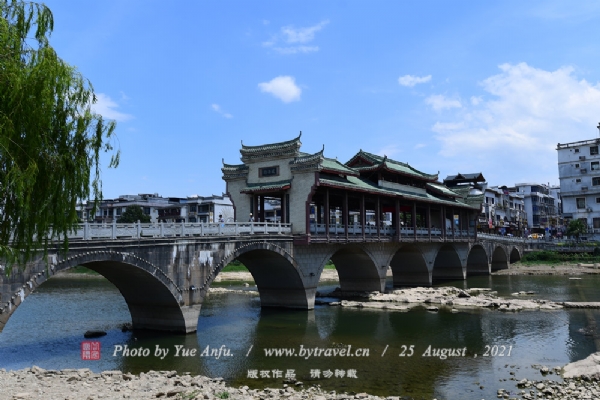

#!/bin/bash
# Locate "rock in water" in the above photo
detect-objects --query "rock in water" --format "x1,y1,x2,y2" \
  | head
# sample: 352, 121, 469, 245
84, 330, 107, 338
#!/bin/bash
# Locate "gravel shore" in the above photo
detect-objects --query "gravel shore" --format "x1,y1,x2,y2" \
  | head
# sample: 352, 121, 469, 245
0, 367, 389, 400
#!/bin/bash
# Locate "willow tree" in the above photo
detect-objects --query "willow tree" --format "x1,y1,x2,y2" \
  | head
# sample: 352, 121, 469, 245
0, 1, 119, 272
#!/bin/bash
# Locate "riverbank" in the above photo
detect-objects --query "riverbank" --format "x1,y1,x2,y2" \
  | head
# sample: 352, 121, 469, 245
3, 356, 600, 400
492, 262, 600, 276
0, 367, 387, 400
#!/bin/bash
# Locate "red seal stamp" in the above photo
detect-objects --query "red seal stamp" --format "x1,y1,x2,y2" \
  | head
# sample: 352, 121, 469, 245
81, 341, 101, 360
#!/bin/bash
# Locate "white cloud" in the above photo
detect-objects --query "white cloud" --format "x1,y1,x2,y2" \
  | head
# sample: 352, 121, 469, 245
263, 20, 329, 55
258, 76, 302, 103
398, 74, 432, 87
211, 103, 233, 119
425, 94, 462, 111
430, 62, 600, 185
92, 93, 133, 122
281, 20, 329, 43
470, 96, 482, 106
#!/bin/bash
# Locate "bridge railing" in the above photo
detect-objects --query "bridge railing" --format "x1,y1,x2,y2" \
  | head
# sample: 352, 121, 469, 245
477, 232, 526, 244
61, 221, 292, 240
309, 223, 475, 240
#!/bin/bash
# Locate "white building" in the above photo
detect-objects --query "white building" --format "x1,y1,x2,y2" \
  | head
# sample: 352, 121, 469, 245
82, 193, 233, 224
557, 130, 600, 237
481, 186, 526, 235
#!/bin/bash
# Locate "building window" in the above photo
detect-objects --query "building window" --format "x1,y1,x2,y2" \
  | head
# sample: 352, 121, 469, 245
594, 218, 600, 229
143, 207, 150, 215
259, 166, 279, 177
591, 146, 599, 155
577, 198, 586, 209
575, 148, 580, 153
576, 178, 582, 183
593, 162, 600, 171
116, 208, 122, 216
189, 205, 197, 212
593, 177, 600, 186
576, 163, 580, 168
596, 197, 600, 204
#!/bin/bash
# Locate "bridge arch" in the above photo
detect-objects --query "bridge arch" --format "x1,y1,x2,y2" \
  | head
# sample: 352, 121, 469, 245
466, 244, 490, 276
1, 251, 198, 334
389, 244, 431, 287
509, 247, 522, 263
328, 245, 384, 292
491, 246, 509, 271
214, 242, 311, 309
432, 244, 465, 281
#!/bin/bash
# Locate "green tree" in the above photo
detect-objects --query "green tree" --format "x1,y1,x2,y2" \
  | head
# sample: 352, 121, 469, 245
566, 219, 587, 242
0, 1, 119, 272
117, 206, 151, 224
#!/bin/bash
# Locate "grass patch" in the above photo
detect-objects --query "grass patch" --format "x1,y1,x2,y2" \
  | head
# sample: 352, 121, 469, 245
221, 260, 248, 272
520, 250, 600, 265
324, 259, 336, 270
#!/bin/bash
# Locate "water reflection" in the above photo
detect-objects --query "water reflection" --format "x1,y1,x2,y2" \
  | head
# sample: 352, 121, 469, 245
0, 274, 599, 399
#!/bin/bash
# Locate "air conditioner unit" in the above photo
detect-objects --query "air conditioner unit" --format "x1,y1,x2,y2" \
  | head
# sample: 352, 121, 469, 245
581, 168, 588, 173
582, 186, 589, 191
580, 156, 586, 160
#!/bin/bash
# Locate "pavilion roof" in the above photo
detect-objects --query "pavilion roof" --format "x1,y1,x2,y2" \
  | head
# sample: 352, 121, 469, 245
443, 172, 486, 184
240, 133, 302, 162
240, 179, 292, 194
345, 150, 438, 181
221, 162, 249, 180
318, 175, 478, 209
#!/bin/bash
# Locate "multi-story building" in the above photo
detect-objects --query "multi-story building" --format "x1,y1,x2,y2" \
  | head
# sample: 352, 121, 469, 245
186, 194, 234, 223
477, 186, 527, 236
509, 183, 559, 236
557, 132, 600, 237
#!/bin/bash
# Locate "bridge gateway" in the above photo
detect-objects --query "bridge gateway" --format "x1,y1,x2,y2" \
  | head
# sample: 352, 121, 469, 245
0, 135, 524, 334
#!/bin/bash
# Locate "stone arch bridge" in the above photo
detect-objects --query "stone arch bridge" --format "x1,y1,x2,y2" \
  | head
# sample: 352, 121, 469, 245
0, 223, 523, 334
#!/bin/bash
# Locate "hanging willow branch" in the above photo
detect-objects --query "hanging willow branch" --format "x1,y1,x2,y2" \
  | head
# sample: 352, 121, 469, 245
0, 0, 120, 273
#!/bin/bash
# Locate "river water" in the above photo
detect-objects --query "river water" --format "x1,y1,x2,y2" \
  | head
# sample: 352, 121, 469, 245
1, 273, 599, 400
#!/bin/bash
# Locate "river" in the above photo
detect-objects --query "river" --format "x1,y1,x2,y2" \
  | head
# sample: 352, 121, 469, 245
0, 273, 598, 400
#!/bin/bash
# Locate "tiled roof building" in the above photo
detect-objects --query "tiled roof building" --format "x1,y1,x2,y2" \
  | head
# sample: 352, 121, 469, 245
223, 134, 482, 242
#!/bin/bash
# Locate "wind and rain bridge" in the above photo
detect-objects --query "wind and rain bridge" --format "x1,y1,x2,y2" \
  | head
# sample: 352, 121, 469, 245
0, 134, 523, 334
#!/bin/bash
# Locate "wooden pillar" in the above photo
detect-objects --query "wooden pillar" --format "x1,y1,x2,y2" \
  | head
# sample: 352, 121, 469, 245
451, 207, 455, 238
427, 204, 431, 240
280, 194, 285, 224
325, 188, 330, 239
361, 194, 366, 240
317, 203, 322, 224
376, 196, 381, 238
412, 202, 417, 240
395, 198, 401, 241
344, 191, 349, 240
259, 195, 265, 222
441, 207, 446, 239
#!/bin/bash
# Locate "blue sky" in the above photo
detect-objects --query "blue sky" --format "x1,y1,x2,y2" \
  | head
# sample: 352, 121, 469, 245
41, 0, 600, 198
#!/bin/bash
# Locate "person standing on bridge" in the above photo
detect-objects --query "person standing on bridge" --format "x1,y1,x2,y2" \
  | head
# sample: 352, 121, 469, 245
249, 213, 254, 222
